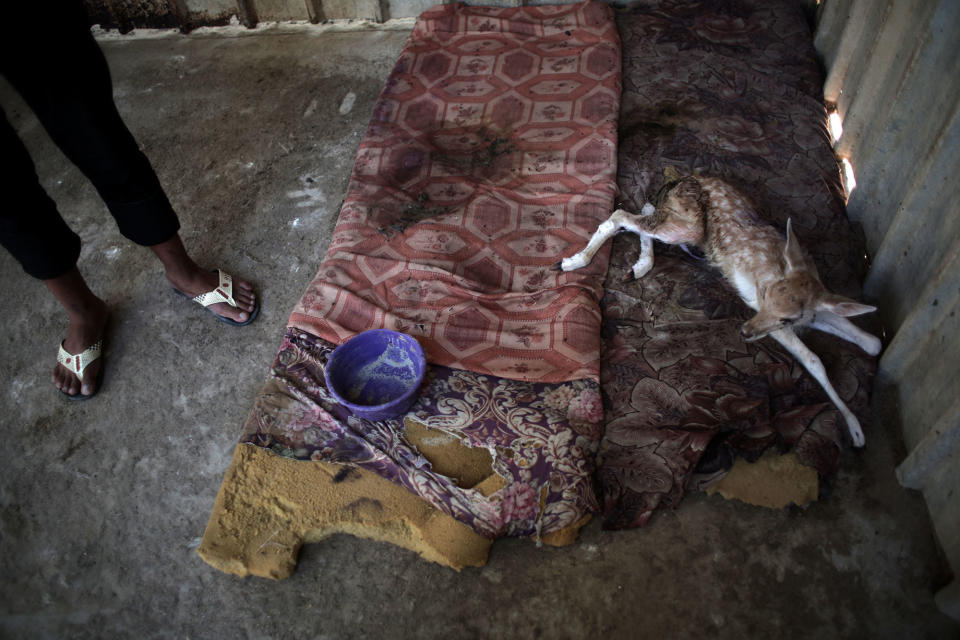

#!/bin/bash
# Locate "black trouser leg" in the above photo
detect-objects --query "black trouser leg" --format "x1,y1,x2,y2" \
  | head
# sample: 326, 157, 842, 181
0, 112, 81, 280
0, 2, 180, 279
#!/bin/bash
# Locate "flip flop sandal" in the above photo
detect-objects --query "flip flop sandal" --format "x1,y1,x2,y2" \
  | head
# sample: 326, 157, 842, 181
174, 269, 259, 327
56, 339, 104, 401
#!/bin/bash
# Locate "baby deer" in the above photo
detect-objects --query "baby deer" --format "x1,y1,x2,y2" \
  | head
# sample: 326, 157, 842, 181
559, 175, 880, 447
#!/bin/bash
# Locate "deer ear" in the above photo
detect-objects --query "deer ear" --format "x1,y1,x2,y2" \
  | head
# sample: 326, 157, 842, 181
817, 293, 877, 317
783, 219, 806, 273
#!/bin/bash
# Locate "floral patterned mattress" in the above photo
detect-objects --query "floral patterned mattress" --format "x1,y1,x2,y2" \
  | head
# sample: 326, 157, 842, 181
597, 0, 877, 529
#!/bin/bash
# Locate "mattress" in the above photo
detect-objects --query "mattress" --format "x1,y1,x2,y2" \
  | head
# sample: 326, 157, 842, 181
598, 0, 877, 529
240, 0, 621, 538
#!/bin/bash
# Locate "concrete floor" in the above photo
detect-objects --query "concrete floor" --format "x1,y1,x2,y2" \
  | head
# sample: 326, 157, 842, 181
0, 24, 956, 639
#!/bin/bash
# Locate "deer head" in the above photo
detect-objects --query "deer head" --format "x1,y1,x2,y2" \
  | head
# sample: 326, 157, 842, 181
740, 219, 875, 341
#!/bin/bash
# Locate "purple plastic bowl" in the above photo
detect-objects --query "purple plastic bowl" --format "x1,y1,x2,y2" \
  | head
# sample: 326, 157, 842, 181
324, 329, 427, 421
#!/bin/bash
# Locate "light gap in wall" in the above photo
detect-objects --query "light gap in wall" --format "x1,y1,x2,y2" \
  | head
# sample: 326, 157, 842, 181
841, 157, 857, 198
828, 111, 843, 144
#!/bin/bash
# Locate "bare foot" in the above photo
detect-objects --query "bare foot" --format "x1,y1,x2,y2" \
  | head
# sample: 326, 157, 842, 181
149, 234, 257, 324
52, 298, 109, 397
168, 268, 257, 324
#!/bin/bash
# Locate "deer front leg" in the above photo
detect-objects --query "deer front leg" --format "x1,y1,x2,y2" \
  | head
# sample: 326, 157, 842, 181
811, 310, 882, 356
768, 327, 866, 448
630, 232, 654, 280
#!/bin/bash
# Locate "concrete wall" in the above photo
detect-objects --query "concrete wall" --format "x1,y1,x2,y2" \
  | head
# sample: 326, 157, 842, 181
86, 0, 623, 30
83, 0, 823, 30
84, 0, 823, 30
83, 0, 426, 30
815, 0, 960, 622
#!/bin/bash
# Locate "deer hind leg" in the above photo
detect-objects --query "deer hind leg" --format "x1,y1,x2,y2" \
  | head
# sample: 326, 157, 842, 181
619, 202, 658, 279
811, 310, 882, 356
559, 204, 667, 277
769, 327, 866, 448
559, 208, 651, 272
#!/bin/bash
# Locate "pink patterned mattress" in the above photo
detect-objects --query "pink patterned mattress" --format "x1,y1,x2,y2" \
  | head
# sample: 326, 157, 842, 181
288, 0, 620, 384
242, 1, 620, 538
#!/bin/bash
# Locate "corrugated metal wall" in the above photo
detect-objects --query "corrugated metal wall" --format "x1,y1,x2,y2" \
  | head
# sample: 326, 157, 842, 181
815, 0, 960, 621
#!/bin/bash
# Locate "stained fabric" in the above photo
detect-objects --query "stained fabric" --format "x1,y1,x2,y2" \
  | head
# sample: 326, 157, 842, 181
597, 0, 877, 529
240, 329, 603, 538
288, 1, 621, 384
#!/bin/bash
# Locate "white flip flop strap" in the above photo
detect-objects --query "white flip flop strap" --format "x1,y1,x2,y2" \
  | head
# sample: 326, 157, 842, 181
192, 270, 237, 308
57, 340, 103, 382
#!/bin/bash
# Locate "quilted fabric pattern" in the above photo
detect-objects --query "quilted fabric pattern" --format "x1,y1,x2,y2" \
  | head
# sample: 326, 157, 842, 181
288, 1, 621, 383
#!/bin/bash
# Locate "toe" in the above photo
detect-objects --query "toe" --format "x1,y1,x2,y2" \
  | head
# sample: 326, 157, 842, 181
78, 361, 100, 397
81, 378, 96, 397
234, 288, 257, 312
212, 301, 250, 323
54, 365, 79, 395
235, 281, 257, 311
53, 366, 65, 393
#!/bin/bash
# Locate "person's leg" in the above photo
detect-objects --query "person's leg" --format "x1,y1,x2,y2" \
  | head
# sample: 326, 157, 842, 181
3, 3, 257, 325
45, 268, 109, 397
0, 112, 108, 397
2, 4, 182, 249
